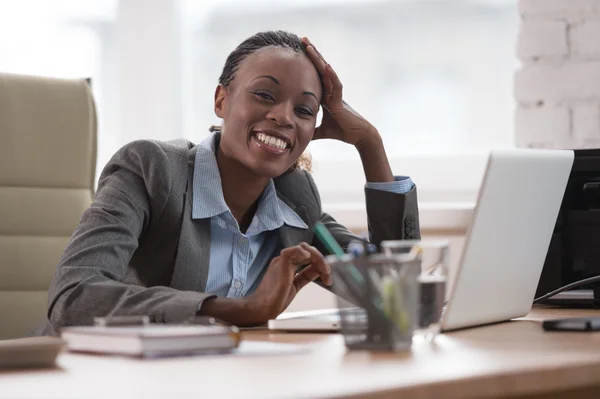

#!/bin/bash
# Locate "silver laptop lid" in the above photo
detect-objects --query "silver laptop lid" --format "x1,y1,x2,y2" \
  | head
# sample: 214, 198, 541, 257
442, 149, 574, 331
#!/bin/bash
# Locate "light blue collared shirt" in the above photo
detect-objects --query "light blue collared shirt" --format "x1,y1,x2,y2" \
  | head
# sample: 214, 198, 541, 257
192, 134, 414, 298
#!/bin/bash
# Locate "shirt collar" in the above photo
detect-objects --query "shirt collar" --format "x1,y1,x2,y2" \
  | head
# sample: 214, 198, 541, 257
191, 133, 308, 231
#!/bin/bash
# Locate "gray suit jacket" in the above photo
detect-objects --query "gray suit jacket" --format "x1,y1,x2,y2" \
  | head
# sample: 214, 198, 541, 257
34, 138, 420, 336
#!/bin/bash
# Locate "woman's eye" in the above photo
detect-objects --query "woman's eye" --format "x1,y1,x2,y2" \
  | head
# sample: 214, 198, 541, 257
296, 107, 314, 117
254, 92, 274, 101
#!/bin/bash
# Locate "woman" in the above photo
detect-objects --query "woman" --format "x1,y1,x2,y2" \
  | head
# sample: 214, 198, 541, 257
37, 31, 419, 335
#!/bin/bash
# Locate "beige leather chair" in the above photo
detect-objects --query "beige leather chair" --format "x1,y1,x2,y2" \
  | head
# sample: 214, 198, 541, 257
0, 73, 96, 339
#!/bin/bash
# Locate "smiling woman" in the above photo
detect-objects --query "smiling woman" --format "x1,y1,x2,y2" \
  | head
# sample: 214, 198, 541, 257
35, 30, 420, 335
213, 38, 321, 180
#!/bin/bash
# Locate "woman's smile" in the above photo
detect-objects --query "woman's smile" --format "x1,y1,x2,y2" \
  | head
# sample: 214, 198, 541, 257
250, 128, 292, 156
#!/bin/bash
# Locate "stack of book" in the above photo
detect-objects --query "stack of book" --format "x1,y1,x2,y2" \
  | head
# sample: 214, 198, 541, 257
60, 324, 240, 357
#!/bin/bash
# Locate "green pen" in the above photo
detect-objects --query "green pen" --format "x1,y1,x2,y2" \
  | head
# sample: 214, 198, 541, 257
312, 222, 393, 323
313, 222, 365, 285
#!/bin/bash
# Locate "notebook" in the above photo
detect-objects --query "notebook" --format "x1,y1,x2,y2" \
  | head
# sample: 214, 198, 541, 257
60, 324, 240, 357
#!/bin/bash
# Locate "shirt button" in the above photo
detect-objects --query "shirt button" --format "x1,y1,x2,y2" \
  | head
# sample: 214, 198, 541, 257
234, 280, 242, 289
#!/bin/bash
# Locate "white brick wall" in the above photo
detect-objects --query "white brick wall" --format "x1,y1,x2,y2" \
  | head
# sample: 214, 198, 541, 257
571, 20, 600, 57
516, 0, 600, 148
515, 106, 570, 147
517, 19, 567, 60
573, 103, 600, 145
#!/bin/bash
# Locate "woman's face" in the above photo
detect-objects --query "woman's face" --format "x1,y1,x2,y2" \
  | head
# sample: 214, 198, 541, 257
214, 46, 322, 178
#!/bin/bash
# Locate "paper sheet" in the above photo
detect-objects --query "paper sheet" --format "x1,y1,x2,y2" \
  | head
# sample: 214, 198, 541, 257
231, 341, 308, 356
141, 340, 309, 359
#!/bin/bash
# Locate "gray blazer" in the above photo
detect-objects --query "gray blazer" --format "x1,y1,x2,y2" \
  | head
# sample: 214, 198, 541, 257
34, 138, 420, 336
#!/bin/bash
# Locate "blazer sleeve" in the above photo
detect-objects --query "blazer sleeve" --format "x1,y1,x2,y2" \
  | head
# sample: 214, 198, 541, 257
364, 183, 421, 246
303, 172, 420, 304
47, 140, 211, 331
305, 171, 420, 252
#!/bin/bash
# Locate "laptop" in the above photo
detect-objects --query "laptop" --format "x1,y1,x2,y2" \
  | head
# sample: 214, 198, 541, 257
269, 148, 575, 332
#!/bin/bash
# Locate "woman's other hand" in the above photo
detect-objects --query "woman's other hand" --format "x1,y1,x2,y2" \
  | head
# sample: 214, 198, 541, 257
201, 243, 332, 326
242, 242, 332, 324
302, 36, 378, 149
302, 36, 394, 183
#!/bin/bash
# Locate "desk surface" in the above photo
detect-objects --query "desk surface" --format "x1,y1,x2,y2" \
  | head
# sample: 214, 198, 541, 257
2, 307, 600, 399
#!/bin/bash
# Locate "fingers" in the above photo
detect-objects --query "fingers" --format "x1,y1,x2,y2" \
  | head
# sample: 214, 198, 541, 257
303, 37, 327, 64
302, 37, 327, 73
293, 243, 333, 291
306, 46, 333, 102
298, 243, 332, 284
305, 45, 328, 77
279, 245, 312, 266
302, 37, 337, 104
326, 64, 343, 105
278, 243, 333, 293
293, 265, 321, 291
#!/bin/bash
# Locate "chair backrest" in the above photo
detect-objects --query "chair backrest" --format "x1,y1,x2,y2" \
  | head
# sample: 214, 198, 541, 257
0, 73, 97, 339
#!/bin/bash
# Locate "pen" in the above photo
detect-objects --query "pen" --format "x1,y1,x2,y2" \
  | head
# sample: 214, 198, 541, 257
313, 222, 365, 285
312, 222, 392, 323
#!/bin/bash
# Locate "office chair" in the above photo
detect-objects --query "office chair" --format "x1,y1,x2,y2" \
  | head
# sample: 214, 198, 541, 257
0, 72, 97, 339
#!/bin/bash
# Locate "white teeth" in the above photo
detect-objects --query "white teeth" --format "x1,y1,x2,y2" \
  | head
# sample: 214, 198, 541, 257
256, 133, 287, 150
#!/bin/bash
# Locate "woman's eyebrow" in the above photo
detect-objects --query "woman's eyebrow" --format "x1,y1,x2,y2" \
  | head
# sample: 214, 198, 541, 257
251, 75, 318, 102
251, 75, 279, 85
303, 91, 318, 102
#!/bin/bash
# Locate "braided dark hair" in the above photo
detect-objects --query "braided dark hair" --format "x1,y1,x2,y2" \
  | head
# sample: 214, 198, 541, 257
212, 30, 314, 173
219, 31, 307, 87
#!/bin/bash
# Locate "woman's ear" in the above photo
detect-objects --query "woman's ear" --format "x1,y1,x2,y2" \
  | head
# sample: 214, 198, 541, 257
214, 84, 227, 118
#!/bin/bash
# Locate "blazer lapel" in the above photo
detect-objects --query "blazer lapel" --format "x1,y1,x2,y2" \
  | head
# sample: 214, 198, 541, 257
170, 148, 211, 292
277, 193, 314, 248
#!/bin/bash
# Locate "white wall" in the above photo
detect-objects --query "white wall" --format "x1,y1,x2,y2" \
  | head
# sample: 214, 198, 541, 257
515, 0, 600, 148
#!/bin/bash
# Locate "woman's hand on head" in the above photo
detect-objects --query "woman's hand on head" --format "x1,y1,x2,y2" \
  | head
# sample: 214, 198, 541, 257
302, 37, 380, 149
242, 242, 332, 324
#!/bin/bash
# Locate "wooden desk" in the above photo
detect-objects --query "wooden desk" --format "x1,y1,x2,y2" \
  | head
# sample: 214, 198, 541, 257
1, 307, 600, 399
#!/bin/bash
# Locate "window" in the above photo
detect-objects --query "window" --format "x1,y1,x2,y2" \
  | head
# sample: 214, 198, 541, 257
181, 0, 519, 226
1, 0, 519, 230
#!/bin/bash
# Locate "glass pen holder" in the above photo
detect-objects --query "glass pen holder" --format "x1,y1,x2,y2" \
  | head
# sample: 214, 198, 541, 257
326, 253, 420, 352
381, 240, 449, 341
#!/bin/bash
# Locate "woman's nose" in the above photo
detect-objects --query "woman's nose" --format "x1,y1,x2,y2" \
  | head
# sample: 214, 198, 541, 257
266, 102, 294, 128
